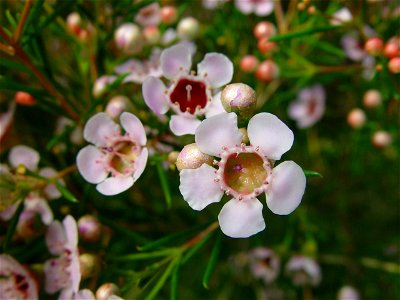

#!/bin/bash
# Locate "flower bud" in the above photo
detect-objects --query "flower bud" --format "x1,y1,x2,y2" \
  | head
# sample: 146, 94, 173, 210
143, 25, 161, 44
177, 17, 199, 40
106, 95, 129, 119
96, 283, 120, 300
384, 37, 400, 58
347, 108, 366, 129
93, 76, 116, 98
15, 92, 36, 106
255, 60, 279, 82
66, 12, 81, 35
79, 253, 97, 279
257, 38, 276, 54
240, 55, 259, 73
168, 151, 179, 167
372, 130, 392, 148
160, 6, 177, 24
364, 37, 384, 56
363, 89, 382, 108
114, 23, 143, 54
221, 83, 257, 118
253, 21, 276, 40
388, 57, 400, 74
135, 3, 160, 27
338, 286, 360, 300
78, 215, 102, 242
176, 143, 213, 171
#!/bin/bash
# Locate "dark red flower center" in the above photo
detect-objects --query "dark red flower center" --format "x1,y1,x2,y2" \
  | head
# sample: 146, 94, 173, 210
170, 78, 207, 114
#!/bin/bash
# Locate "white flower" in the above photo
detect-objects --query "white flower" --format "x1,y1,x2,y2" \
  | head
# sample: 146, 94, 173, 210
248, 247, 280, 284
179, 112, 306, 238
288, 84, 326, 128
331, 7, 353, 25
234, 0, 274, 16
0, 254, 39, 299
142, 44, 233, 136
77, 112, 148, 196
285, 255, 321, 286
44, 215, 81, 299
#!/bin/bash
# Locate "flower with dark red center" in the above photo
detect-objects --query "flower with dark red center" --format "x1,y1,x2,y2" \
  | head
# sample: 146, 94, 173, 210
179, 112, 306, 238
142, 44, 234, 136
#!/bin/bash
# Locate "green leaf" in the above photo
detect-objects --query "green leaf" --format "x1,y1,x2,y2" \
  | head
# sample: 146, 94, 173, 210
99, 216, 149, 244
0, 58, 31, 73
5, 10, 17, 28
304, 170, 323, 178
269, 26, 340, 42
3, 198, 25, 253
108, 249, 179, 262
156, 162, 172, 208
55, 182, 78, 202
202, 233, 222, 289
170, 263, 179, 300
0, 78, 47, 98
181, 230, 214, 264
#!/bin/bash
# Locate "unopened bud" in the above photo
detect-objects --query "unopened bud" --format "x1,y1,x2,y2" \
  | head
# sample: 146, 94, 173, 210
143, 25, 161, 45
176, 143, 213, 171
177, 17, 199, 40
364, 37, 384, 56
78, 215, 102, 242
253, 21, 276, 40
114, 23, 143, 54
255, 60, 279, 82
221, 83, 257, 118
347, 108, 366, 129
66, 12, 81, 35
388, 57, 400, 74
307, 6, 316, 14
258, 38, 276, 54
79, 253, 97, 279
15, 92, 36, 106
96, 283, 120, 300
160, 6, 177, 24
372, 130, 392, 148
106, 95, 129, 119
384, 37, 400, 58
240, 55, 259, 73
363, 90, 382, 108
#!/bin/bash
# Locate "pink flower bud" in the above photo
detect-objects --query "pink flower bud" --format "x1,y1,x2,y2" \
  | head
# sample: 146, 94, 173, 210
372, 130, 392, 148
114, 23, 143, 54
105, 95, 129, 119
78, 215, 101, 242
388, 57, 400, 74
253, 21, 276, 40
177, 17, 199, 40
363, 89, 382, 108
364, 37, 384, 55
96, 283, 120, 300
66, 12, 81, 35
384, 37, 400, 58
347, 108, 366, 129
258, 38, 276, 54
143, 25, 161, 44
255, 60, 279, 82
240, 55, 259, 73
15, 92, 36, 106
160, 6, 177, 24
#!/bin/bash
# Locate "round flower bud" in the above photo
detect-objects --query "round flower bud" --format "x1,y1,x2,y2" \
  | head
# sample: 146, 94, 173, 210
384, 37, 400, 58
15, 91, 36, 106
364, 37, 384, 56
255, 60, 279, 82
258, 38, 276, 54
240, 55, 259, 73
114, 23, 143, 54
177, 17, 199, 40
143, 25, 161, 45
168, 151, 179, 165
66, 12, 81, 35
79, 253, 97, 279
221, 83, 257, 118
78, 215, 102, 242
176, 143, 213, 171
253, 21, 276, 40
160, 6, 177, 24
388, 57, 400, 74
105, 95, 129, 119
363, 89, 382, 108
96, 283, 120, 300
372, 130, 392, 148
347, 108, 366, 129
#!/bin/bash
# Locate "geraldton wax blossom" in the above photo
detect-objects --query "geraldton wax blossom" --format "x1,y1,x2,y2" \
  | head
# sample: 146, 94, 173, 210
178, 112, 306, 238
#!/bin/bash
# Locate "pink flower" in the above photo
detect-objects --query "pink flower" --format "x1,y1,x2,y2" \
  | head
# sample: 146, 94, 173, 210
44, 215, 81, 299
235, 0, 274, 16
179, 112, 306, 238
285, 255, 321, 286
0, 254, 39, 299
142, 44, 233, 136
330, 7, 353, 25
135, 3, 161, 27
77, 112, 148, 196
248, 247, 280, 284
288, 84, 326, 128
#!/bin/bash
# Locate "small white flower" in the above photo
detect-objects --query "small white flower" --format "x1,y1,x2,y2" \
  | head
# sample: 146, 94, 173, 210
179, 112, 306, 238
77, 112, 148, 196
288, 84, 326, 129
0, 254, 39, 299
331, 7, 353, 25
285, 255, 321, 286
248, 247, 280, 284
235, 0, 274, 16
142, 44, 233, 136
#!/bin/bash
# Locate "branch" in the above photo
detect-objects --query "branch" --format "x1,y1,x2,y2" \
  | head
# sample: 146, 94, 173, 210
14, 0, 33, 43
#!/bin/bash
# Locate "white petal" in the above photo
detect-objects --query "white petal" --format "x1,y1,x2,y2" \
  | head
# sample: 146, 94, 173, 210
39, 167, 63, 199
266, 161, 306, 215
77, 146, 108, 184
30, 198, 53, 225
235, 0, 254, 14
0, 202, 18, 221
179, 164, 223, 211
46, 220, 67, 255
170, 115, 201, 136
248, 113, 294, 160
74, 289, 96, 300
9, 145, 39, 171
195, 112, 242, 157
63, 215, 78, 248
96, 176, 134, 196
142, 77, 169, 115
160, 44, 192, 79
197, 53, 233, 88
218, 198, 265, 238
133, 148, 148, 181
254, 0, 274, 16
83, 113, 120, 147
120, 112, 147, 145
205, 91, 226, 118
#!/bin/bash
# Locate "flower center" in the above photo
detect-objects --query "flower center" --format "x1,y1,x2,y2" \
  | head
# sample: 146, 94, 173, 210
106, 141, 140, 176
170, 78, 207, 114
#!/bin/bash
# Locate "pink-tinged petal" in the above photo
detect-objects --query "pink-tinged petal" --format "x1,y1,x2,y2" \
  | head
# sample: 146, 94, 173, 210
179, 164, 223, 210
30, 198, 53, 225
205, 92, 226, 118
39, 167, 64, 199
133, 148, 148, 181
331, 7, 352, 25
254, 0, 274, 16
218, 198, 265, 238
120, 112, 147, 145
175, 40, 197, 56
96, 176, 134, 196
197, 53, 233, 88
266, 161, 306, 215
83, 113, 120, 147
235, 0, 254, 14
46, 220, 67, 255
74, 289, 96, 300
69, 252, 81, 293
0, 202, 18, 221
59, 287, 74, 300
160, 44, 192, 79
9, 145, 39, 171
248, 113, 294, 160
135, 3, 161, 27
142, 77, 169, 115
170, 115, 201, 136
195, 113, 242, 157
63, 215, 78, 248
77, 145, 108, 184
